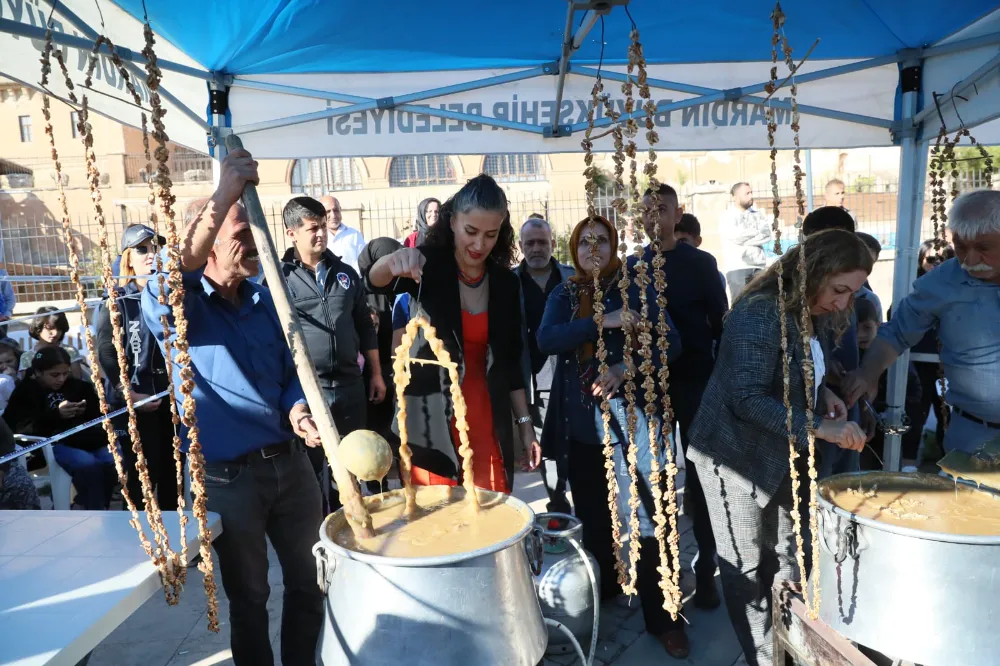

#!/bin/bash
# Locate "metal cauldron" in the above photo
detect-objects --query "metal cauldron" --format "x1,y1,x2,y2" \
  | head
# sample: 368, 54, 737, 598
533, 513, 600, 654
817, 471, 1000, 666
314, 487, 547, 666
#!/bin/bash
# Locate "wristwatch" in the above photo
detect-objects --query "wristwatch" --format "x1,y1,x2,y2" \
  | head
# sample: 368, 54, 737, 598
515, 415, 532, 426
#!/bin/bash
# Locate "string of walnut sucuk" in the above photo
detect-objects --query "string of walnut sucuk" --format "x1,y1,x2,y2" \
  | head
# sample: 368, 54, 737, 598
766, 3, 810, 614
631, 25, 682, 616
581, 72, 630, 592
83, 33, 183, 601
39, 25, 168, 588
779, 14, 821, 619
393, 316, 479, 513
141, 15, 219, 631
142, 103, 191, 581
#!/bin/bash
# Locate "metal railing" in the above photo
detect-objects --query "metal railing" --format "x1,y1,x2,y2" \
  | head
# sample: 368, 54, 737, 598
123, 152, 213, 185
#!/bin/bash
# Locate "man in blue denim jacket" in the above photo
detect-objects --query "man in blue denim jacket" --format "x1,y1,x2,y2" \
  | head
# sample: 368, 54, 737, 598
845, 190, 1000, 453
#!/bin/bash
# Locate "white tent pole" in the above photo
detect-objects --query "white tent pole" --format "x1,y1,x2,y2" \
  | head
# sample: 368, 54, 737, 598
883, 57, 928, 471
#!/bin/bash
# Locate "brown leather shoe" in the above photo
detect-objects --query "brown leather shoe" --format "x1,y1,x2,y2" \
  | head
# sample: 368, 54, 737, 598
655, 629, 690, 660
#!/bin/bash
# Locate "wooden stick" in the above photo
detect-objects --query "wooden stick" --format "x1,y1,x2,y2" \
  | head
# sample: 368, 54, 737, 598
224, 134, 374, 539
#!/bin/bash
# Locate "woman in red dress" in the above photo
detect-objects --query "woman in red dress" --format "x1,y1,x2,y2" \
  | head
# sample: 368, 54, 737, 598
365, 176, 541, 492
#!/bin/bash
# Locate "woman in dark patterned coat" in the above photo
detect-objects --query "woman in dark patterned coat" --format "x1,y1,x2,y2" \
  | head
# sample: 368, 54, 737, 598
687, 229, 872, 666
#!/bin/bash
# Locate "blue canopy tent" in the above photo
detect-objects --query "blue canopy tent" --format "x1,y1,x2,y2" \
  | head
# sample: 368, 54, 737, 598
2, 0, 1000, 467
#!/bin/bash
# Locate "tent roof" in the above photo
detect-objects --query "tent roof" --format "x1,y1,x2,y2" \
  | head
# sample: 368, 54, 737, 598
110, 1, 999, 75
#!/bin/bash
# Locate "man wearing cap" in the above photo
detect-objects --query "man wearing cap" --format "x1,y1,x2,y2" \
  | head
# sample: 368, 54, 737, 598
97, 224, 177, 512
269, 196, 385, 511
142, 152, 326, 666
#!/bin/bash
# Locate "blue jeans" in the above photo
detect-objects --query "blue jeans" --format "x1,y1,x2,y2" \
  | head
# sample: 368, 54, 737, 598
52, 445, 117, 510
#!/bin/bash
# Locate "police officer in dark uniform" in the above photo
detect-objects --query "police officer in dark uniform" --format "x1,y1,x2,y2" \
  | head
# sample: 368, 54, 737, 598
270, 197, 384, 511
96, 224, 179, 510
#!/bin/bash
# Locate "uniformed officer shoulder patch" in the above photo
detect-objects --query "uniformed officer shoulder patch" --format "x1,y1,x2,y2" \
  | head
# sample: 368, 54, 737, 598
336, 272, 351, 289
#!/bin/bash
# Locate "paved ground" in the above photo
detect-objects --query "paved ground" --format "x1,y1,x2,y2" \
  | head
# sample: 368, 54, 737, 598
85, 471, 746, 666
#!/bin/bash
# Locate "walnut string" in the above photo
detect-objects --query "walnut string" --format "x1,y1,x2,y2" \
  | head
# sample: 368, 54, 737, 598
142, 104, 190, 579
141, 15, 219, 630
582, 67, 630, 592
393, 317, 480, 512
39, 25, 166, 587
631, 24, 682, 616
779, 16, 822, 619
766, 3, 810, 612
83, 33, 183, 602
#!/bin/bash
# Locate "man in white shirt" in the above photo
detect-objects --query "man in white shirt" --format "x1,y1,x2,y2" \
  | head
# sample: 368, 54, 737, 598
320, 195, 366, 272
718, 182, 773, 300
824, 179, 858, 225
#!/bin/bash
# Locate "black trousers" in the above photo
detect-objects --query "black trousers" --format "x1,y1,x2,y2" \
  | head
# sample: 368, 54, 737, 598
115, 400, 181, 511
314, 380, 368, 513
204, 444, 324, 666
907, 362, 946, 460
670, 377, 719, 586
534, 389, 572, 514
568, 442, 682, 635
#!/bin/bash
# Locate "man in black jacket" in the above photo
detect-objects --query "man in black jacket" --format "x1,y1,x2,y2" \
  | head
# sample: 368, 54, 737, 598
275, 196, 385, 509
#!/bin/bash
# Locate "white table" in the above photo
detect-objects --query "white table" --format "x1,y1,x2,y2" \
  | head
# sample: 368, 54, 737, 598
0, 511, 222, 666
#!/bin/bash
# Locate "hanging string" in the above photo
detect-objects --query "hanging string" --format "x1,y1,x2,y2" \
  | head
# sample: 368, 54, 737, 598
581, 17, 631, 594
141, 13, 221, 631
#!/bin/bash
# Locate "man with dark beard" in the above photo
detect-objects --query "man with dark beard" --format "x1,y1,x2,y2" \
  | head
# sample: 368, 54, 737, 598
515, 215, 573, 512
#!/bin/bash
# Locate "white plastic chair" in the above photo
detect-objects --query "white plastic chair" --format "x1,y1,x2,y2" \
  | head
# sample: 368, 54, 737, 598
12, 436, 72, 510
41, 443, 74, 510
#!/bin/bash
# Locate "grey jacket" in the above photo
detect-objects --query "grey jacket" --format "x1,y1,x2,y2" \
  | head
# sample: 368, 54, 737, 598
514, 260, 574, 404
687, 296, 825, 506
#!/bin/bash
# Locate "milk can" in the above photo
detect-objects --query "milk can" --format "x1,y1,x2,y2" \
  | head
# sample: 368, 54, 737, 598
532, 512, 600, 655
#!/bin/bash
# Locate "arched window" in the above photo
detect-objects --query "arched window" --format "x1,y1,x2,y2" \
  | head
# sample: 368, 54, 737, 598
482, 153, 546, 183
290, 158, 363, 195
388, 155, 457, 187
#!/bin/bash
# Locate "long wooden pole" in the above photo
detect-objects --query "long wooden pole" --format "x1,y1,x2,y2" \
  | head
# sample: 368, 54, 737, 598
225, 134, 374, 539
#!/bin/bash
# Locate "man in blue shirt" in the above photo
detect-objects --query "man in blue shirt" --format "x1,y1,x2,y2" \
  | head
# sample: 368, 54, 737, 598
846, 190, 1000, 454
142, 149, 324, 666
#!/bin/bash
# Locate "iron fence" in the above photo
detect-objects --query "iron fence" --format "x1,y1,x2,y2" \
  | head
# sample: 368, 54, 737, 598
123, 152, 213, 185
0, 169, 991, 309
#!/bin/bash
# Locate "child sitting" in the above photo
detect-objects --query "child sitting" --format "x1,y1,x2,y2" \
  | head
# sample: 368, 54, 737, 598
19, 306, 88, 381
856, 298, 922, 470
4, 347, 115, 509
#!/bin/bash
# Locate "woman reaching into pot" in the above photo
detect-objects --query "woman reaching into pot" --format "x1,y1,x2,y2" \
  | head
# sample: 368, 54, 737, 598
363, 174, 541, 493
686, 229, 871, 666
536, 215, 691, 659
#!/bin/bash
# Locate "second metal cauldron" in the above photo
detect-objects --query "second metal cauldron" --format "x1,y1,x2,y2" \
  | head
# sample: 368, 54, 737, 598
817, 471, 1000, 666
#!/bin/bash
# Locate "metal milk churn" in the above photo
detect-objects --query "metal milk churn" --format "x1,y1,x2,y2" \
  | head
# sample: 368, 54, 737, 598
532, 512, 600, 655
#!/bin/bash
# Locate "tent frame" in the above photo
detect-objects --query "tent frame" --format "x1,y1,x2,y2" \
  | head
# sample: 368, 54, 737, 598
4, 3, 1000, 471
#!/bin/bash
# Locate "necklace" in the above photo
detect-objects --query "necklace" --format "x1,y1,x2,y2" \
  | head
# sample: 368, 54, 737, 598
458, 267, 486, 288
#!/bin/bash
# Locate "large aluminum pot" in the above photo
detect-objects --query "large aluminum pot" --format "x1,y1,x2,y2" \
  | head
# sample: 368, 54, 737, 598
533, 513, 599, 654
817, 471, 1000, 666
314, 487, 547, 666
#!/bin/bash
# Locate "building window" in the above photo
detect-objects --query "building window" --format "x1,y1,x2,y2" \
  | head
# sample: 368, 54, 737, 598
483, 153, 546, 182
70, 111, 80, 139
388, 155, 457, 187
290, 158, 363, 196
18, 115, 32, 142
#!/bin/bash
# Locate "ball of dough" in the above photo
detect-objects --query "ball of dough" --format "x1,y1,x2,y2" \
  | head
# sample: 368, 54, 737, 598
339, 430, 393, 482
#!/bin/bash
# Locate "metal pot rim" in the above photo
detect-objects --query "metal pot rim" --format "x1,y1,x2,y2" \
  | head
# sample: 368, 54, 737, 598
317, 489, 536, 567
817, 471, 1000, 545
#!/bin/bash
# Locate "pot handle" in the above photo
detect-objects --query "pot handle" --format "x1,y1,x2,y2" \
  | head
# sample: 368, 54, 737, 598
525, 525, 544, 576
313, 543, 337, 593
819, 513, 864, 564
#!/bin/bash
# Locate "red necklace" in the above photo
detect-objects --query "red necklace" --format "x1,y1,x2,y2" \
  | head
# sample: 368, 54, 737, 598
458, 267, 486, 288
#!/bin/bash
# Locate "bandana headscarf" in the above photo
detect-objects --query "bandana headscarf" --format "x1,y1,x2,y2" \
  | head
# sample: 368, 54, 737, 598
567, 216, 622, 372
